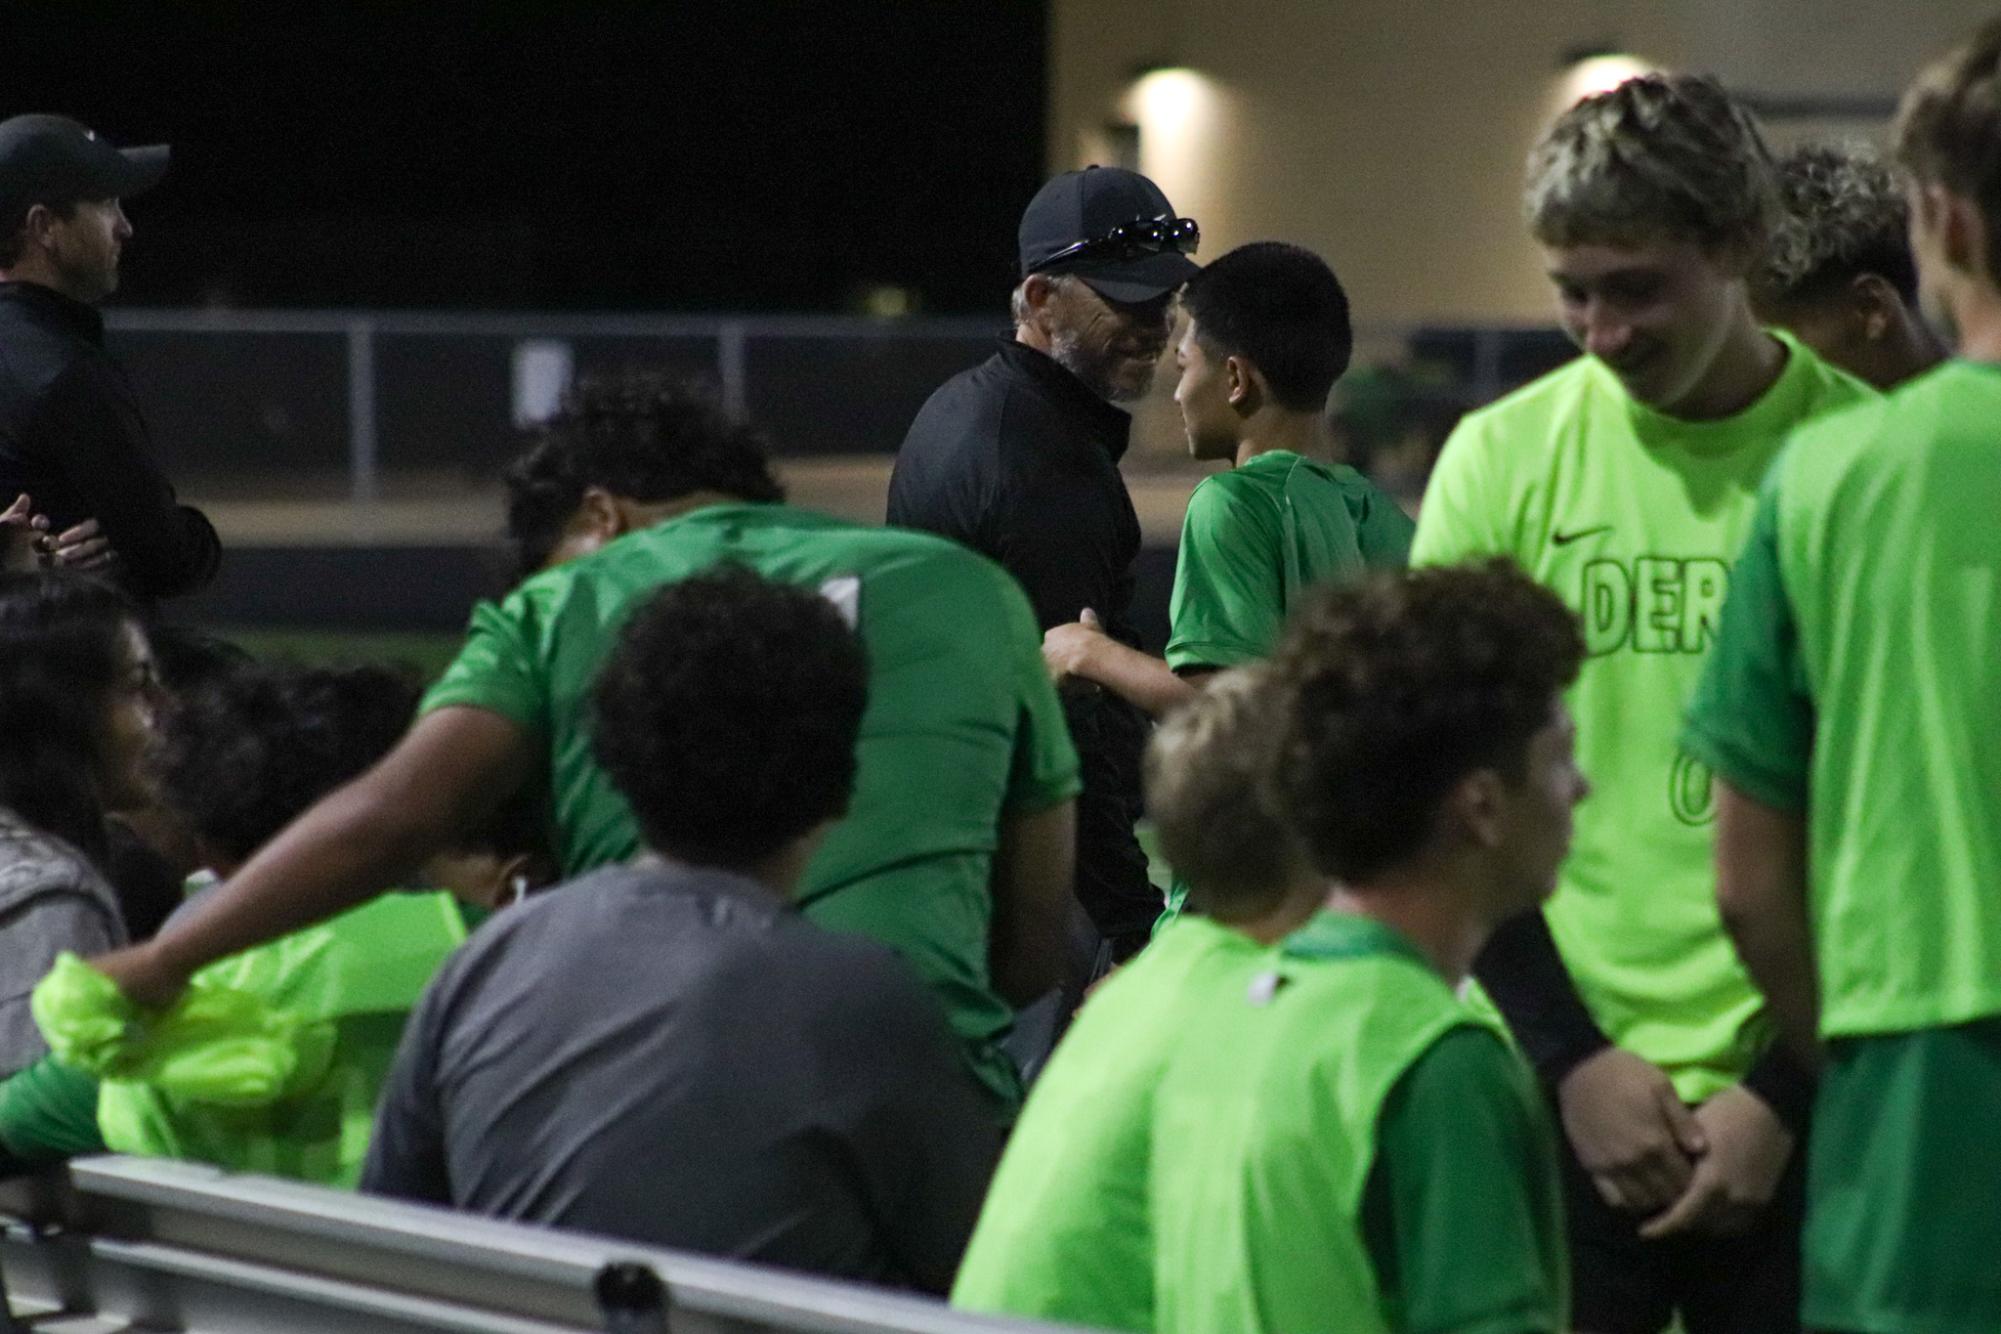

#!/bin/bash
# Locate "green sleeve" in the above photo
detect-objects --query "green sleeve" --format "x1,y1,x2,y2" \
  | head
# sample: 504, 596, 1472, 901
1410, 417, 1510, 568
1361, 1027, 1566, 1334
0, 1057, 105, 1165
999, 572, 1083, 811
1681, 480, 1813, 812
419, 594, 551, 736
1354, 481, 1417, 569
1164, 475, 1284, 672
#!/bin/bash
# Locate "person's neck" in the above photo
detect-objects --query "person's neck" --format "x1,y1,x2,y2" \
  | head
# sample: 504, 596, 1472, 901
1326, 862, 1490, 982
1663, 313, 1785, 421
1872, 308, 1949, 387
1014, 321, 1053, 357
1212, 877, 1328, 945
622, 489, 745, 532
1233, 410, 1337, 469
641, 836, 815, 903
1948, 289, 2001, 366
0, 265, 86, 305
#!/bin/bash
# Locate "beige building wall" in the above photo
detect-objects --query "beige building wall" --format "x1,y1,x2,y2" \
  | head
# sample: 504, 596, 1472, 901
1050, 0, 1996, 328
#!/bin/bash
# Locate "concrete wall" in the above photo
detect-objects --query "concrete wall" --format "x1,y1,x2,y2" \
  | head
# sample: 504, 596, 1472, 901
1049, 0, 1998, 327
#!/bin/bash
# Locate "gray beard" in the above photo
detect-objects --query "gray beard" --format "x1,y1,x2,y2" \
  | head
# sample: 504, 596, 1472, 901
1048, 329, 1154, 404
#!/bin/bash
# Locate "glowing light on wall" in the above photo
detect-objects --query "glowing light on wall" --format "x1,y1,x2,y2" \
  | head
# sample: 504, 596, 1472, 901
1120, 67, 1221, 221
1556, 53, 1657, 107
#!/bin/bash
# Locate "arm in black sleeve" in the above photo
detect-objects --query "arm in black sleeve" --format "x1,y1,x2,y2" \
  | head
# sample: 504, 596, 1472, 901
38, 360, 220, 597
1472, 909, 1612, 1088
1739, 1036, 1815, 1135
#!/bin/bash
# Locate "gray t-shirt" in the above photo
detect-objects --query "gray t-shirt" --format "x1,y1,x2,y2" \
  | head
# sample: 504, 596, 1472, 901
0, 808, 124, 1077
362, 862, 1001, 1293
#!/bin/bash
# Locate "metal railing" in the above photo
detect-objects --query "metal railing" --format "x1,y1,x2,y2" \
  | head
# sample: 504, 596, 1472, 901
102, 307, 1565, 504
0, 1156, 1096, 1334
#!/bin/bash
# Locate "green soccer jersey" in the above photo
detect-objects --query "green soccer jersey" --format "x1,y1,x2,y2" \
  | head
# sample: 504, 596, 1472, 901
1150, 912, 1565, 1334
951, 915, 1267, 1331
1413, 333, 1870, 1098
1157, 451, 1412, 924
1165, 449, 1414, 672
422, 502, 1081, 1107
1684, 361, 2001, 1039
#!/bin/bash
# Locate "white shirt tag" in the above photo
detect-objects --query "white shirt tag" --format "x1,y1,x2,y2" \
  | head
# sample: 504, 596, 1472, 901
818, 575, 861, 629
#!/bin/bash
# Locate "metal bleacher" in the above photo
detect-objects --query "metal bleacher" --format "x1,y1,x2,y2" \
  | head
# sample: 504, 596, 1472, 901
0, 1156, 1091, 1334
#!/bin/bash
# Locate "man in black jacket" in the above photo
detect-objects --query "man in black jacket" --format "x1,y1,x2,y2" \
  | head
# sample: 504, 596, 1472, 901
888, 166, 1199, 967
0, 115, 219, 599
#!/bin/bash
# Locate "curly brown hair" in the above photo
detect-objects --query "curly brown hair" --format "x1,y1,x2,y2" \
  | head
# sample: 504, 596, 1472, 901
1271, 561, 1584, 883
1754, 143, 1917, 308
1526, 73, 1779, 258
504, 374, 784, 580
592, 565, 867, 868
1895, 18, 2001, 282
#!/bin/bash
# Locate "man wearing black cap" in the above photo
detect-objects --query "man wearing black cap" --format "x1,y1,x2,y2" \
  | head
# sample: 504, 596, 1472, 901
0, 115, 219, 598
889, 166, 1199, 968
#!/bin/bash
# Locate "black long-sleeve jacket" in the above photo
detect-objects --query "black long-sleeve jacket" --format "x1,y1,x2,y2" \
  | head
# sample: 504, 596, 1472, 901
0, 281, 219, 598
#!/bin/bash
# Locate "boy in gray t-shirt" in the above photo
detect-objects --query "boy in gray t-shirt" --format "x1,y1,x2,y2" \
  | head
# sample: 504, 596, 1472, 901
363, 567, 1000, 1292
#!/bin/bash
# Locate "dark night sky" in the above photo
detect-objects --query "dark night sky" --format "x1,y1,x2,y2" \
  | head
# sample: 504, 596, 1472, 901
0, 2, 1048, 311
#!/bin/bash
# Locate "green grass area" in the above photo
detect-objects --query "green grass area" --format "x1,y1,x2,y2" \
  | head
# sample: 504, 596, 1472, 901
205, 626, 465, 681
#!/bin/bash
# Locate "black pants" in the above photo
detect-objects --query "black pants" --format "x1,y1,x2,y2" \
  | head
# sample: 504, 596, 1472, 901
1555, 1093, 1807, 1334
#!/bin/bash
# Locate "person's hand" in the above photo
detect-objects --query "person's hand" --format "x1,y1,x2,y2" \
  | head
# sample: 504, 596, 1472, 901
1640, 1084, 1794, 1239
1557, 1046, 1708, 1212
1042, 607, 1108, 685
47, 517, 119, 573
86, 941, 189, 1012
0, 493, 48, 573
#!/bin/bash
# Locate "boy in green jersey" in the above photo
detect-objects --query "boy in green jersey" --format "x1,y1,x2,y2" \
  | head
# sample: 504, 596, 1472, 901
1041, 241, 1412, 719
1151, 562, 1582, 1334
87, 377, 1081, 1111
1412, 74, 1872, 1331
1686, 24, 2001, 1332
952, 666, 1325, 1330
1751, 142, 1946, 390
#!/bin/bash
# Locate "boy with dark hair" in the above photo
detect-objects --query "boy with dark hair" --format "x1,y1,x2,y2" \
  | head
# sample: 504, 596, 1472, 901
365, 569, 1000, 1291
91, 375, 1080, 1112
1415, 73, 1872, 1331
1751, 142, 1945, 389
1151, 561, 1583, 1334
1044, 241, 1411, 722
1687, 22, 2001, 1332
954, 666, 1324, 1329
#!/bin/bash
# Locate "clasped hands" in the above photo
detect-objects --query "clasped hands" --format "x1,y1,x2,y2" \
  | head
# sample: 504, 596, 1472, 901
1558, 1046, 1794, 1239
2, 493, 120, 574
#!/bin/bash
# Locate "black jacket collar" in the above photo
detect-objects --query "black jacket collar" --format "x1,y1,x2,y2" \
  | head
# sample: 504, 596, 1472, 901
0, 281, 104, 345
994, 337, 1134, 463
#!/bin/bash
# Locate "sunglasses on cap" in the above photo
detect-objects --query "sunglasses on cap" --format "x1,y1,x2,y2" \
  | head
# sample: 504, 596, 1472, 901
1038, 215, 1200, 270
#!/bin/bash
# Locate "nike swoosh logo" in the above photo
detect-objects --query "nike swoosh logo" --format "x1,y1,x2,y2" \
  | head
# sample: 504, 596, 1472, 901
1551, 524, 1613, 547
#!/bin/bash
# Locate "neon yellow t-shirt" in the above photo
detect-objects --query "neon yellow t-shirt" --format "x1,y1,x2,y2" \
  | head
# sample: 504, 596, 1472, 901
1685, 361, 2001, 1038
1413, 334, 1870, 1098
1149, 912, 1564, 1334
951, 916, 1266, 1330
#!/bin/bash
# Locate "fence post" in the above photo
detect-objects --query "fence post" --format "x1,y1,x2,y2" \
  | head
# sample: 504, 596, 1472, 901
717, 321, 748, 422
1470, 325, 1503, 407
346, 317, 379, 504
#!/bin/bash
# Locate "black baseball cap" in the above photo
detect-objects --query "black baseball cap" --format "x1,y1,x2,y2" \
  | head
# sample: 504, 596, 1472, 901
1018, 166, 1200, 303
0, 115, 169, 220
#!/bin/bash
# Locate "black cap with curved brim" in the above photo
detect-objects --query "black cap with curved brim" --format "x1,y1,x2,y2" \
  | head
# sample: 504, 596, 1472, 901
0, 115, 170, 220
1017, 165, 1200, 304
